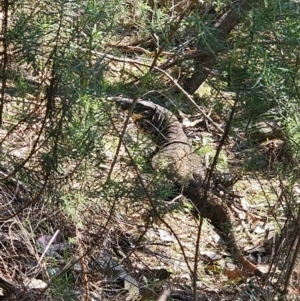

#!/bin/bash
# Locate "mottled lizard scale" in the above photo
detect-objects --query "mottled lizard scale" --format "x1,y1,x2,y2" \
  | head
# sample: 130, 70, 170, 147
115, 97, 263, 278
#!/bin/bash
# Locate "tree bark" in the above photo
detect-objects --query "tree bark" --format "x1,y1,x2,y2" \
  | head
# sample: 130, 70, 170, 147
183, 0, 263, 93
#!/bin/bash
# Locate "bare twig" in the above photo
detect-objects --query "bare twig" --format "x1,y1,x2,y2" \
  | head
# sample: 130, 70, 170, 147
281, 215, 300, 296
193, 216, 203, 301
0, 0, 10, 126
0, 173, 49, 222
37, 230, 60, 265
77, 228, 90, 301
108, 44, 152, 55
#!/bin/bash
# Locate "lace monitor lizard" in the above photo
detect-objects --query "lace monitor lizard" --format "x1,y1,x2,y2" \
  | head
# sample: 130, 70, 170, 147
114, 96, 264, 278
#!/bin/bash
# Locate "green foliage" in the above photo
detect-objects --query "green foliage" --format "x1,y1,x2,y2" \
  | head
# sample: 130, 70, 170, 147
284, 112, 300, 160
61, 192, 85, 226
1, 0, 300, 300
194, 142, 228, 171
214, 0, 299, 120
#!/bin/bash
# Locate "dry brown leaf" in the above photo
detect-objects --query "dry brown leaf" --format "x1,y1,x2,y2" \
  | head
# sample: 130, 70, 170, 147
223, 267, 252, 280
206, 264, 252, 280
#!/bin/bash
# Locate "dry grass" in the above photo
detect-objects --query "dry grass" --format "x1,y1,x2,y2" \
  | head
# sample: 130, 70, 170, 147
0, 96, 299, 301
1, 1, 300, 299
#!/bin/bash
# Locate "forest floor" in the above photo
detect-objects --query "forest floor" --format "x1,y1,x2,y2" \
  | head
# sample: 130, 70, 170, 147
0, 77, 299, 301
